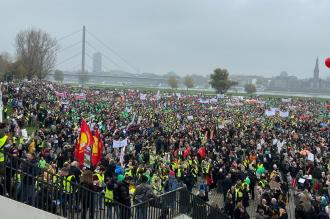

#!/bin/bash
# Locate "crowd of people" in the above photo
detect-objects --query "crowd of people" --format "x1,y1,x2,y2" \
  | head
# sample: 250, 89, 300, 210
0, 80, 329, 219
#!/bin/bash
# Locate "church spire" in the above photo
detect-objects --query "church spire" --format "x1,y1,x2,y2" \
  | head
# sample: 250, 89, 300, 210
314, 57, 319, 80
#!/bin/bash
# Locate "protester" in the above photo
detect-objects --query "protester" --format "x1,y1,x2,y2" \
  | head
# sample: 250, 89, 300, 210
0, 80, 329, 219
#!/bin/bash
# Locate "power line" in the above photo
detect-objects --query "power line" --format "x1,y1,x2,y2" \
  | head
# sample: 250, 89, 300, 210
55, 52, 81, 68
58, 41, 81, 53
86, 29, 139, 73
69, 64, 81, 71
56, 29, 82, 42
85, 53, 113, 73
85, 64, 93, 72
85, 41, 124, 70
101, 64, 112, 73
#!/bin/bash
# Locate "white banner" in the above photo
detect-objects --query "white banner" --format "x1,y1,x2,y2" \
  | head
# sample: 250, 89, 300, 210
209, 98, 218, 103
282, 98, 291, 103
156, 90, 161, 100
113, 138, 128, 149
265, 109, 276, 116
187, 115, 193, 120
217, 94, 225, 99
137, 116, 142, 124
21, 129, 28, 139
120, 146, 126, 165
279, 111, 289, 118
198, 98, 209, 104
140, 93, 147, 100
307, 152, 314, 161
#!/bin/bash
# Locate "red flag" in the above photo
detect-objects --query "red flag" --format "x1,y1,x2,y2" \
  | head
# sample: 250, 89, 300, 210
91, 129, 103, 167
75, 119, 94, 166
197, 147, 206, 159
183, 146, 191, 158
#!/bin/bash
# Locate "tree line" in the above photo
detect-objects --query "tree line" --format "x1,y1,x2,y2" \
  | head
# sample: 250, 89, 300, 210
0, 28, 256, 94
0, 28, 58, 81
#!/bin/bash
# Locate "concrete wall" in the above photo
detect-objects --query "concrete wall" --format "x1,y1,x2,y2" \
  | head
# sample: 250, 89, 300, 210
0, 195, 65, 219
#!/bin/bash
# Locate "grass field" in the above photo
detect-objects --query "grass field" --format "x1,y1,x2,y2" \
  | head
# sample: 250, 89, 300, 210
82, 83, 330, 100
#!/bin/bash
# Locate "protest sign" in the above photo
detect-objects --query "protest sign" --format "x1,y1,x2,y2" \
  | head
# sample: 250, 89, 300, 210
113, 138, 128, 149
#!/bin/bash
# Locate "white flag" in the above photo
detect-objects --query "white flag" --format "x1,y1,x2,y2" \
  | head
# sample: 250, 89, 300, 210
279, 111, 289, 118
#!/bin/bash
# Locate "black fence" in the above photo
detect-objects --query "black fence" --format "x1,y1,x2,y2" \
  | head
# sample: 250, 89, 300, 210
0, 152, 229, 219
131, 188, 230, 219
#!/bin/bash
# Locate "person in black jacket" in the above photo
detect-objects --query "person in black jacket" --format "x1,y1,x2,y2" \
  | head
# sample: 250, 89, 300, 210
20, 153, 38, 204
105, 159, 116, 181
116, 175, 131, 219
79, 170, 96, 219
222, 174, 232, 202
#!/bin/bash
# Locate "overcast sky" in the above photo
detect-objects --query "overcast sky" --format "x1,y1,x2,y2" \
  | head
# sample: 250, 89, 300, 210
1, 0, 330, 78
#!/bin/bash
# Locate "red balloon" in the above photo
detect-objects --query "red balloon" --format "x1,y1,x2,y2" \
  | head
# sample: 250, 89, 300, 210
325, 58, 330, 68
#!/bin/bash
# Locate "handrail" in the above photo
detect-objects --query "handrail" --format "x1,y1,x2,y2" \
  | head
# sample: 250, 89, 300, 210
131, 187, 183, 208
1, 150, 229, 219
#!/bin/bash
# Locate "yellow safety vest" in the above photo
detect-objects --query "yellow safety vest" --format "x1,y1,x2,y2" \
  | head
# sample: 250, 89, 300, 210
243, 160, 249, 167
52, 175, 58, 186
63, 175, 75, 194
14, 173, 21, 183
95, 173, 105, 186
259, 180, 267, 188
151, 175, 158, 190
0, 135, 8, 162
235, 188, 243, 199
129, 184, 136, 195
104, 188, 113, 204
125, 168, 133, 177
177, 169, 182, 178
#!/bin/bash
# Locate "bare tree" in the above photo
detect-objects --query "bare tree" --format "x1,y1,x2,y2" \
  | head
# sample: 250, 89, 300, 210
15, 28, 58, 79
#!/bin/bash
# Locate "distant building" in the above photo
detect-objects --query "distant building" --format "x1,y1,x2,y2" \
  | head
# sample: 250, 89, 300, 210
93, 52, 102, 73
313, 57, 320, 88
266, 57, 330, 93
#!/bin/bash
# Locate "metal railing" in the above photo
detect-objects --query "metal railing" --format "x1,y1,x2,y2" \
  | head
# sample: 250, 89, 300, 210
129, 188, 230, 219
0, 151, 229, 219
